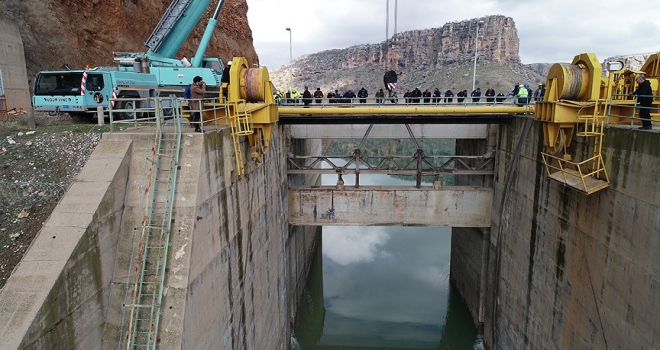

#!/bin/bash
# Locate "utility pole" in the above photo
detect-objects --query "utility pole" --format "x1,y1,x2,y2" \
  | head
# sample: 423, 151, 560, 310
285, 28, 292, 91
472, 20, 484, 93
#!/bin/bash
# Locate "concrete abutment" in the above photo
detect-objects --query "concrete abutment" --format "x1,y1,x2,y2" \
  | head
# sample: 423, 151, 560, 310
1, 115, 659, 349
0, 126, 319, 349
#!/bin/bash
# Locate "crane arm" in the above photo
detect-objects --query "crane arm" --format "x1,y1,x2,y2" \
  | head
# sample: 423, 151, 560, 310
191, 0, 225, 67
144, 0, 214, 60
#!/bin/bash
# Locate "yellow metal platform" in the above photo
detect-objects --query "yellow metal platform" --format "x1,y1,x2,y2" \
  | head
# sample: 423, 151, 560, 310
547, 168, 609, 194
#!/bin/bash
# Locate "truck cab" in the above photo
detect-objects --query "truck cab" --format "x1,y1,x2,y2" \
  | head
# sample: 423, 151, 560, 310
33, 70, 113, 116
33, 69, 158, 119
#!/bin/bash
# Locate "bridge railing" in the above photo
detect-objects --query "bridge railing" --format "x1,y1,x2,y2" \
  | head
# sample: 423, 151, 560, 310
606, 93, 659, 128
108, 96, 229, 132
278, 95, 529, 108
287, 151, 494, 188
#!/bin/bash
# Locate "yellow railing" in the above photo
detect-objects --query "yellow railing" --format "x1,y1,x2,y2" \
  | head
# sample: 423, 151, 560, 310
226, 99, 253, 175
541, 153, 610, 194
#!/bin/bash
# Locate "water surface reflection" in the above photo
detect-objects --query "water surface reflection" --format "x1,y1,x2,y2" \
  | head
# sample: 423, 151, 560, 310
294, 228, 478, 349
294, 167, 479, 349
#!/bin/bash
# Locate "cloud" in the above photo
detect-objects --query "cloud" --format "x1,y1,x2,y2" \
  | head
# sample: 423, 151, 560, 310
321, 226, 452, 325
322, 226, 390, 266
246, 0, 660, 69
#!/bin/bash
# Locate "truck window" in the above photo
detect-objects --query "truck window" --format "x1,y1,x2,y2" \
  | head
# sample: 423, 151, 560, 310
203, 60, 223, 73
87, 74, 105, 91
34, 72, 84, 96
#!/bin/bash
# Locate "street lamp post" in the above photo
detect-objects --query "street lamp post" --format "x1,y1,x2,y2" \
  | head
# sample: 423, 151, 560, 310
471, 20, 484, 93
285, 28, 293, 91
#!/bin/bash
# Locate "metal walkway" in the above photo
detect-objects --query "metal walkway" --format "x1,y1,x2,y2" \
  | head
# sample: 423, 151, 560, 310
278, 103, 532, 124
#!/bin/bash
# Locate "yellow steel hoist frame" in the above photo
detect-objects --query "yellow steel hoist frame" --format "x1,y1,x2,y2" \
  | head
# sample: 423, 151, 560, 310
197, 57, 278, 175
534, 52, 660, 194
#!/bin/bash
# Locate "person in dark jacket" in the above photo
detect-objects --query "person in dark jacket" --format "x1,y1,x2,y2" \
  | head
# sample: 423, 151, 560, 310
302, 86, 312, 107
633, 74, 653, 129
445, 89, 454, 103
422, 89, 432, 103
412, 88, 422, 103
343, 90, 356, 103
485, 87, 496, 103
457, 90, 467, 103
314, 88, 324, 104
327, 90, 336, 103
432, 88, 442, 104
511, 83, 520, 104
358, 87, 368, 103
471, 88, 481, 103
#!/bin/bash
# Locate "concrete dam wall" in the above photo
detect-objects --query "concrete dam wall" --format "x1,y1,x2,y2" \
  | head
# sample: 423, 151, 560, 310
452, 117, 659, 349
0, 127, 318, 349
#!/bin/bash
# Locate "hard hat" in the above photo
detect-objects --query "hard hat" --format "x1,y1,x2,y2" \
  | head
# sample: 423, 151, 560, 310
538, 83, 543, 86
524, 83, 529, 88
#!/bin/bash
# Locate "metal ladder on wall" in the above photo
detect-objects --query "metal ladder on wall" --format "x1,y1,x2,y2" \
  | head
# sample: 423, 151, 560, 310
227, 99, 253, 175
123, 99, 183, 349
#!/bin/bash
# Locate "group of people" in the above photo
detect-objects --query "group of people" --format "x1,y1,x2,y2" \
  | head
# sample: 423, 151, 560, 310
276, 87, 370, 105
276, 83, 547, 106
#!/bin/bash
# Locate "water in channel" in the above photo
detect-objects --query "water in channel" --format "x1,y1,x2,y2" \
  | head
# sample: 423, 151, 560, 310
292, 169, 482, 349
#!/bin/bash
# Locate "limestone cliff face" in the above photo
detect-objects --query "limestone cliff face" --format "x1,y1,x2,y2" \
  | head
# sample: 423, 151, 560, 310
288, 15, 519, 73
1, 0, 258, 78
269, 15, 532, 95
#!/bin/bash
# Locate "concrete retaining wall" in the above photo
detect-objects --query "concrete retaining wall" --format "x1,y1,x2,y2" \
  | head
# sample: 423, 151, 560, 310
0, 17, 31, 110
0, 125, 318, 349
449, 130, 498, 330
0, 139, 131, 349
487, 117, 660, 348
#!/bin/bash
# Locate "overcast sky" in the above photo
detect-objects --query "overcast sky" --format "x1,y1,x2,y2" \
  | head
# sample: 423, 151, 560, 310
246, 0, 660, 70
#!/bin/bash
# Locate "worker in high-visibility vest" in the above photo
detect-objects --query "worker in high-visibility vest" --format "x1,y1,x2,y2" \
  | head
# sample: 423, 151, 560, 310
290, 89, 301, 104
517, 83, 529, 106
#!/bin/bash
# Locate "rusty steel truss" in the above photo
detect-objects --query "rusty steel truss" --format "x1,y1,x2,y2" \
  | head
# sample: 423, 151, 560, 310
287, 149, 494, 188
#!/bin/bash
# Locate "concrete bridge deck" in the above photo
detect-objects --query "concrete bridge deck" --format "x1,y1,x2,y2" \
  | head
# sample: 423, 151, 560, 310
289, 186, 493, 227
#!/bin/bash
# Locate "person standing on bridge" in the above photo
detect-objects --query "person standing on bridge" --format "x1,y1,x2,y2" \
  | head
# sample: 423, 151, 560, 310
190, 76, 206, 133
358, 87, 368, 103
423, 89, 432, 104
471, 88, 482, 103
633, 74, 653, 130
314, 88, 324, 104
445, 89, 454, 103
302, 86, 312, 107
485, 87, 496, 104
433, 88, 442, 104
516, 83, 529, 106
375, 89, 385, 104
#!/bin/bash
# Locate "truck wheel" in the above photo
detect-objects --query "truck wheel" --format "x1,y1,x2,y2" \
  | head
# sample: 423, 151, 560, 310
116, 100, 137, 120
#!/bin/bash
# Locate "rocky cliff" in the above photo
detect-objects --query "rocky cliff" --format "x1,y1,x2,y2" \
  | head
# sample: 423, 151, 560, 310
1, 0, 258, 79
297, 15, 519, 72
270, 15, 541, 98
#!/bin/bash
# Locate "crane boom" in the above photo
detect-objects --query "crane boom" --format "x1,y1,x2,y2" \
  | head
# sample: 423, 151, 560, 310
144, 0, 213, 60
192, 0, 225, 67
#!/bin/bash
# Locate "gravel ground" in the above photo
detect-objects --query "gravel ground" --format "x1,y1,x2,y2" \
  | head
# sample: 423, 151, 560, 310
0, 114, 104, 289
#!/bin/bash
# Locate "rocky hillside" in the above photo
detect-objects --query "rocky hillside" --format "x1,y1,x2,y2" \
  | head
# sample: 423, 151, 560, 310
1, 0, 259, 79
269, 15, 544, 97
267, 15, 655, 98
